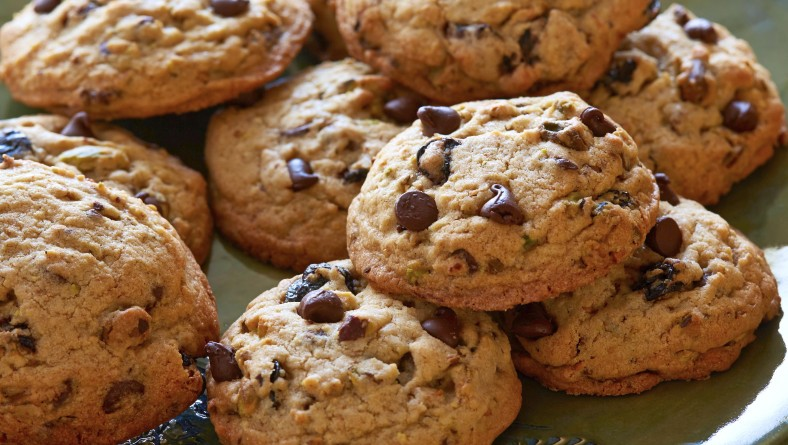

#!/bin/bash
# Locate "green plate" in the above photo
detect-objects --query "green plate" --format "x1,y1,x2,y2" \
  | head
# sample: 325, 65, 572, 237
1, 1, 786, 444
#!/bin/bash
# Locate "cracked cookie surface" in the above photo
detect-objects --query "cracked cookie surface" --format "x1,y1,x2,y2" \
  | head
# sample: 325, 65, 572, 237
507, 199, 781, 395
0, 115, 212, 263
335, 0, 656, 103
0, 0, 313, 118
206, 260, 521, 445
207, 59, 412, 270
588, 4, 785, 205
347, 92, 660, 310
0, 158, 219, 445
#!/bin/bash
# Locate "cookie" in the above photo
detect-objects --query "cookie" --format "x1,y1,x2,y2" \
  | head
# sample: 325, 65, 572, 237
0, 114, 213, 263
305, 0, 348, 60
206, 260, 521, 445
0, 158, 219, 445
347, 92, 660, 310
335, 0, 658, 103
206, 59, 415, 271
0, 0, 313, 118
588, 4, 785, 205
507, 197, 781, 396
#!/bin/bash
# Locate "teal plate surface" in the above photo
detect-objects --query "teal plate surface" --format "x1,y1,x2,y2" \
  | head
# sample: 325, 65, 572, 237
1, 0, 786, 444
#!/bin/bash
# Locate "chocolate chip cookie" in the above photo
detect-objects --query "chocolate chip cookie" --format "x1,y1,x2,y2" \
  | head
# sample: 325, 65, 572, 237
347, 92, 660, 310
206, 260, 521, 444
0, 0, 313, 118
335, 0, 658, 103
206, 59, 415, 270
0, 158, 219, 445
507, 198, 781, 395
588, 4, 785, 205
0, 114, 213, 263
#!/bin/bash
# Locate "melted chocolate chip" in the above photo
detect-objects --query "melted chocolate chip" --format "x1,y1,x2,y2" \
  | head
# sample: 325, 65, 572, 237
0, 129, 33, 158
284, 263, 332, 303
102, 381, 145, 414
298, 290, 344, 323
335, 266, 358, 294
342, 168, 369, 184
655, 173, 681, 205
210, 0, 249, 17
452, 249, 478, 274
673, 5, 690, 25
723, 101, 759, 133
338, 316, 368, 341
395, 190, 439, 231
681, 59, 708, 104
598, 190, 636, 209
684, 18, 718, 44
555, 158, 578, 170
287, 158, 319, 191
180, 352, 194, 368
646, 217, 683, 257
421, 307, 460, 347
417, 106, 461, 136
17, 335, 36, 352
270, 360, 282, 383
480, 184, 524, 225
384, 96, 422, 124
519, 28, 538, 64
134, 191, 166, 216
34, 0, 61, 13
416, 138, 459, 185
635, 260, 685, 301
510, 303, 556, 339
206, 341, 243, 383
607, 58, 637, 84
580, 107, 617, 137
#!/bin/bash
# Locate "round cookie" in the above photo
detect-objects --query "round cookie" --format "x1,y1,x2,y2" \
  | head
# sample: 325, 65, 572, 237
588, 4, 785, 205
206, 59, 414, 271
305, 0, 348, 60
506, 198, 781, 396
347, 92, 660, 310
334, 0, 658, 103
0, 114, 213, 263
0, 158, 219, 445
206, 260, 521, 445
0, 0, 313, 118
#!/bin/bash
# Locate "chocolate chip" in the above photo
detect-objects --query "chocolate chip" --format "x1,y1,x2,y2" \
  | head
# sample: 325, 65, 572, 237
635, 259, 685, 301
680, 59, 708, 104
654, 173, 681, 205
136, 319, 149, 336
270, 360, 282, 383
17, 335, 36, 352
34, 0, 61, 13
298, 290, 344, 323
723, 101, 759, 133
417, 106, 461, 136
519, 29, 538, 64
540, 121, 591, 151
0, 129, 33, 158
205, 341, 243, 383
134, 191, 166, 216
480, 184, 524, 225
421, 307, 460, 347
510, 303, 556, 339
684, 18, 718, 44
335, 266, 358, 294
451, 249, 478, 274
342, 168, 368, 184
555, 158, 578, 170
180, 352, 194, 368
580, 107, 617, 137
646, 217, 683, 257
395, 190, 439, 231
598, 190, 636, 209
102, 380, 145, 414
607, 58, 637, 84
210, 0, 249, 17
416, 138, 459, 185
287, 158, 319, 191
280, 123, 312, 137
338, 316, 368, 341
53, 380, 72, 407
673, 5, 690, 25
384, 96, 422, 124
284, 263, 332, 303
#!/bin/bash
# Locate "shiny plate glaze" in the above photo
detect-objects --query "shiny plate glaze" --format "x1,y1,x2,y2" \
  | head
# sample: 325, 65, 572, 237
1, 0, 786, 444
